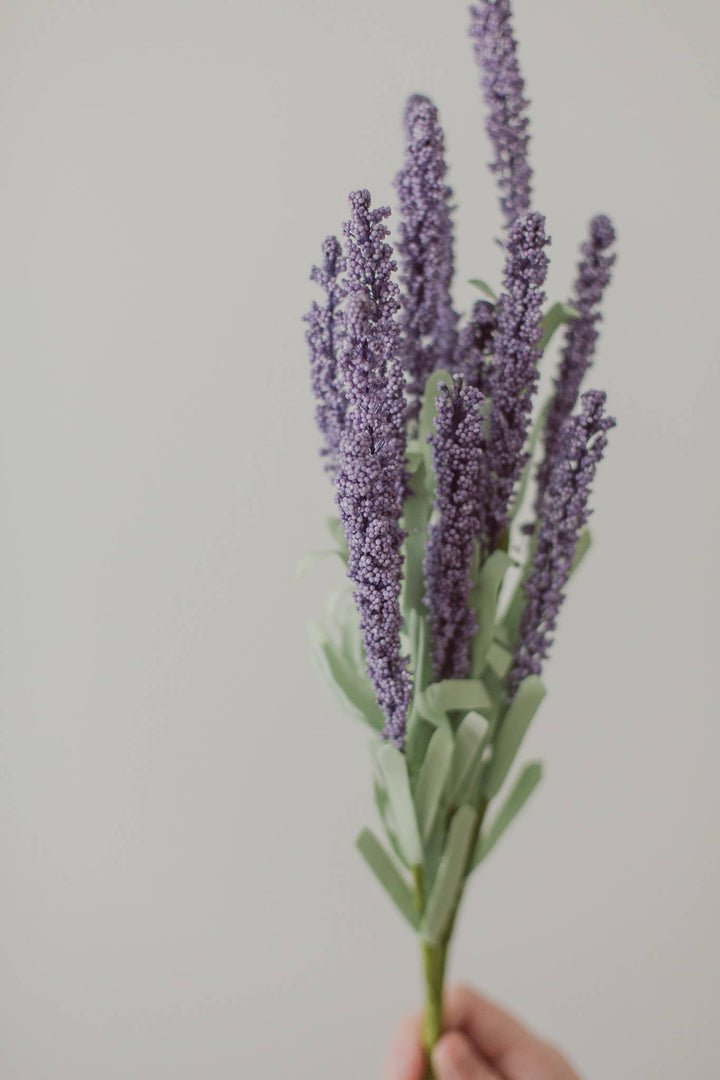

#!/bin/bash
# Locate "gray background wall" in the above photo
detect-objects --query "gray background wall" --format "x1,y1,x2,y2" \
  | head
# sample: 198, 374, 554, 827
0, 0, 718, 1076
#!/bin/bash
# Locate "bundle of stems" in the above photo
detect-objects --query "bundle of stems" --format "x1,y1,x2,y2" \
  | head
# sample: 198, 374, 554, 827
302, 2, 617, 1072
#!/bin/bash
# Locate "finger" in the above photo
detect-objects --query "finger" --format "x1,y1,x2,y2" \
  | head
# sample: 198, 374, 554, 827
432, 1031, 502, 1080
442, 984, 541, 1072
383, 1011, 425, 1080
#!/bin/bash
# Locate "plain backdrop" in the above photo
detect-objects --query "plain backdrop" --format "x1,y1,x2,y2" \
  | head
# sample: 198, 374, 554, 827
1, 0, 718, 1077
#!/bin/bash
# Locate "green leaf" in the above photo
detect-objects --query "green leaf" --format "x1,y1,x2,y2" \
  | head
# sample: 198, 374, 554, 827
401, 463, 431, 618
485, 640, 512, 681
419, 679, 493, 724
501, 528, 592, 650
375, 742, 423, 867
449, 710, 489, 807
326, 515, 347, 553
372, 777, 406, 866
417, 369, 455, 493
308, 621, 384, 730
414, 724, 454, 843
539, 301, 579, 352
469, 550, 515, 678
422, 805, 478, 944
569, 528, 592, 578
472, 761, 543, 868
356, 829, 420, 930
295, 549, 345, 580
468, 279, 498, 302
507, 398, 550, 525
483, 676, 546, 798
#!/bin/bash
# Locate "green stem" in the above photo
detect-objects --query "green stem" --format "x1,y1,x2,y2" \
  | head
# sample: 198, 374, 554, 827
420, 939, 447, 1080
414, 798, 488, 1080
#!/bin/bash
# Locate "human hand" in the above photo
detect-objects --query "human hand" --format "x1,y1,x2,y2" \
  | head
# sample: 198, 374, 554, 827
383, 984, 583, 1080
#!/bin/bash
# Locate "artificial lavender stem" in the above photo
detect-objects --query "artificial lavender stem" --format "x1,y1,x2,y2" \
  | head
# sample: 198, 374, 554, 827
424, 377, 484, 681
469, 0, 532, 229
536, 214, 617, 505
395, 95, 459, 420
481, 211, 550, 553
304, 236, 347, 469
335, 192, 411, 747
455, 299, 496, 393
508, 390, 615, 696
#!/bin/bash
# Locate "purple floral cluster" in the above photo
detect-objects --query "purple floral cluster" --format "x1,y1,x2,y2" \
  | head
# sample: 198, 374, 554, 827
335, 191, 412, 748
508, 391, 616, 695
424, 378, 485, 681
303, 236, 347, 470
395, 95, 459, 419
304, 0, 617, 746
536, 215, 617, 504
481, 211, 550, 551
456, 300, 496, 394
469, 0, 532, 229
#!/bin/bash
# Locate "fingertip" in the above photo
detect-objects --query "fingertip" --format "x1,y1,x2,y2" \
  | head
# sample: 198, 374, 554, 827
432, 1030, 480, 1077
383, 1011, 425, 1080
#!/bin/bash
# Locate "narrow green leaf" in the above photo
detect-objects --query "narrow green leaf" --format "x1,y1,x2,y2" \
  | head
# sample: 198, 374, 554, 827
468, 279, 498, 302
401, 463, 431, 618
422, 805, 478, 944
420, 679, 492, 723
449, 710, 489, 807
469, 550, 515, 678
373, 777, 407, 868
417, 369, 455, 493
295, 549, 344, 580
375, 742, 423, 867
539, 301, 579, 352
569, 528, 592, 578
502, 528, 592, 649
483, 676, 546, 798
326, 516, 347, 553
507, 398, 551, 525
356, 829, 420, 930
308, 621, 384, 730
472, 761, 543, 867
485, 640, 512, 681
414, 725, 454, 843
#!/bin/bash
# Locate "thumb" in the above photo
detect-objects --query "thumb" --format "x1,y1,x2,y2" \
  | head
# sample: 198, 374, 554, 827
432, 1031, 503, 1080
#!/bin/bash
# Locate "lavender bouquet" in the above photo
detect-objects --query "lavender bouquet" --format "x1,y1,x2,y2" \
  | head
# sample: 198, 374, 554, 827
302, 1, 616, 1071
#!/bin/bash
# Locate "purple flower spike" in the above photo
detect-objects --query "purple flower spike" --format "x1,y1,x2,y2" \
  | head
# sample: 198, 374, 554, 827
424, 377, 485, 681
304, 236, 347, 469
536, 214, 617, 505
456, 299, 496, 393
336, 192, 411, 748
482, 211, 550, 552
395, 95, 459, 419
469, 0, 533, 229
508, 390, 615, 696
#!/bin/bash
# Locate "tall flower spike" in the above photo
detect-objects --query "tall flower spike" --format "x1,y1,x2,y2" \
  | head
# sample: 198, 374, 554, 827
424, 377, 485, 681
455, 299, 496, 394
335, 192, 411, 748
395, 95, 459, 420
481, 211, 550, 552
507, 390, 615, 696
304, 236, 347, 469
469, 0, 532, 230
536, 214, 617, 506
